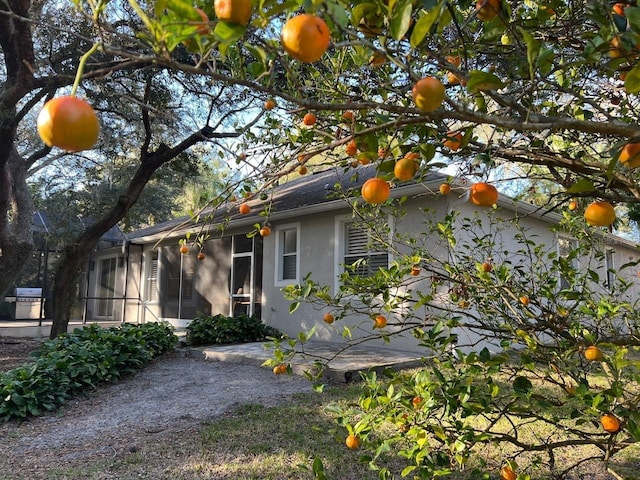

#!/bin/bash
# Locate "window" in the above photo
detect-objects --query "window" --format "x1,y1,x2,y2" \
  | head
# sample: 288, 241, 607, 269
605, 249, 615, 290
275, 224, 299, 285
337, 218, 389, 278
146, 250, 158, 302
557, 236, 578, 290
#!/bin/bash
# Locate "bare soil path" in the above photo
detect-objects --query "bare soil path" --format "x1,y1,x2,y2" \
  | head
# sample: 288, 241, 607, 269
0, 341, 312, 479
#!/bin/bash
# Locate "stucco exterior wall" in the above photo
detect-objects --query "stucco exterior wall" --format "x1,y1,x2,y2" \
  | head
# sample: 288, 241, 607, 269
261, 192, 640, 354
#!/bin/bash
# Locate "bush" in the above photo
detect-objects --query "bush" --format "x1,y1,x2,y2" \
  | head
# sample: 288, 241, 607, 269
185, 313, 281, 346
0, 322, 176, 422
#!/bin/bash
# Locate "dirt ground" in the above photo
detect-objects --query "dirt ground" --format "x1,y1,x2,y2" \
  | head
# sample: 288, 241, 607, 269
0, 337, 313, 479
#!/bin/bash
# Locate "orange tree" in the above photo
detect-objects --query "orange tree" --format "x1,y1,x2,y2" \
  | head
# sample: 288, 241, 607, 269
283, 203, 640, 478
13, 0, 640, 475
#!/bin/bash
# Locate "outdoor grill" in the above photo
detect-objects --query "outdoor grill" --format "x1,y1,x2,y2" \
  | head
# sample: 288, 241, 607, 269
4, 287, 43, 320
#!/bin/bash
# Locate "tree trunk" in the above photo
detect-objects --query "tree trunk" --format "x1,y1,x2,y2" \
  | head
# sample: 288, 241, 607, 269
0, 148, 35, 299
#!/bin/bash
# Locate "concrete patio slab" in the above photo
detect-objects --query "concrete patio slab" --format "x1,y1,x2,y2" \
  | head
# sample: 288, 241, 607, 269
192, 341, 426, 383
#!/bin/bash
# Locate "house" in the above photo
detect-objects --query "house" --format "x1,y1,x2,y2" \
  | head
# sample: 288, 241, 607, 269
78, 165, 640, 353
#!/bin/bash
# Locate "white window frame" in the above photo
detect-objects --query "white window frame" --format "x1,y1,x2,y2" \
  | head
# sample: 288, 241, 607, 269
605, 248, 615, 290
557, 235, 579, 290
144, 248, 159, 304
334, 214, 393, 291
274, 223, 300, 286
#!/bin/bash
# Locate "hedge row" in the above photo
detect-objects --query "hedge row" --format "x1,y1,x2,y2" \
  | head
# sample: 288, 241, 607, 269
185, 313, 281, 346
0, 322, 176, 422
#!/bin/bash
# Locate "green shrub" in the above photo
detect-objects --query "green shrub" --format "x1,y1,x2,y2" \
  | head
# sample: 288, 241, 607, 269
0, 322, 177, 422
185, 314, 281, 346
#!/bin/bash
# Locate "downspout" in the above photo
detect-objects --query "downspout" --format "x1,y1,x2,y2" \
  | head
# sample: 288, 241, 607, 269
120, 235, 129, 324
82, 251, 92, 324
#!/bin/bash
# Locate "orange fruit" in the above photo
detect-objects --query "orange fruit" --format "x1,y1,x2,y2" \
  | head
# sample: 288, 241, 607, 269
519, 295, 530, 306
411, 265, 421, 276
214, 0, 252, 26
323, 313, 335, 324
239, 203, 251, 214
37, 96, 100, 152
361, 177, 391, 204
412, 396, 423, 408
303, 112, 317, 126
499, 465, 516, 480
568, 200, 578, 211
584, 345, 603, 361
357, 154, 371, 165
584, 201, 615, 226
264, 99, 276, 110
394, 156, 418, 181
345, 434, 360, 449
613, 2, 627, 16
469, 182, 499, 206
482, 261, 492, 272
259, 226, 271, 237
342, 111, 355, 123
619, 142, 640, 167
476, 0, 501, 21
601, 413, 621, 433
345, 141, 358, 157
273, 363, 287, 374
373, 315, 387, 328
180, 244, 189, 254
610, 36, 624, 58
281, 14, 330, 63
439, 183, 451, 195
197, 252, 206, 260
412, 77, 445, 112
298, 165, 308, 175
443, 131, 463, 151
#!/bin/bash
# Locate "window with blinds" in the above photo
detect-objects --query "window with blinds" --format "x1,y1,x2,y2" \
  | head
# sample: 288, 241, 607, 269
343, 222, 388, 277
147, 250, 158, 301
276, 225, 298, 284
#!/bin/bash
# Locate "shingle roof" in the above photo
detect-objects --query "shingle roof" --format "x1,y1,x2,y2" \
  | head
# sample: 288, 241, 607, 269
127, 165, 447, 242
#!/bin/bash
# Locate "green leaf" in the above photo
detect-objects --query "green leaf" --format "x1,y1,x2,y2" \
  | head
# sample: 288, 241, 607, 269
513, 376, 533, 396
466, 70, 504, 93
389, 0, 413, 40
566, 178, 595, 193
410, 4, 441, 47
289, 301, 300, 314
519, 28, 540, 80
624, 62, 640, 94
214, 21, 246, 44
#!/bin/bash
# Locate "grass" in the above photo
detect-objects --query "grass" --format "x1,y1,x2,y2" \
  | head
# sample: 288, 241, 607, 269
3, 360, 640, 479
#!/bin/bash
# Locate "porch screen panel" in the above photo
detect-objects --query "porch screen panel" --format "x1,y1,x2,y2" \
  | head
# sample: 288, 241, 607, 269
98, 257, 117, 317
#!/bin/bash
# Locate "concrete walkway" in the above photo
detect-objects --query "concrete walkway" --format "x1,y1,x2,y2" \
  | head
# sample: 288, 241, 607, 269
190, 341, 426, 383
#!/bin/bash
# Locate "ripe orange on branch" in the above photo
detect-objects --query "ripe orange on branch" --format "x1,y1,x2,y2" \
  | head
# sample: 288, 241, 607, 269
281, 14, 330, 63
584, 345, 603, 362
361, 177, 390, 204
412, 77, 445, 112
619, 142, 640, 167
439, 183, 451, 195
394, 155, 418, 181
37, 96, 100, 152
323, 313, 335, 324
584, 201, 615, 226
214, 0, 252, 26
264, 99, 276, 110
468, 182, 498, 206
476, 0, 501, 21
601, 413, 622, 433
499, 465, 516, 480
302, 112, 317, 126
373, 315, 387, 328
345, 434, 360, 450
442, 131, 463, 151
